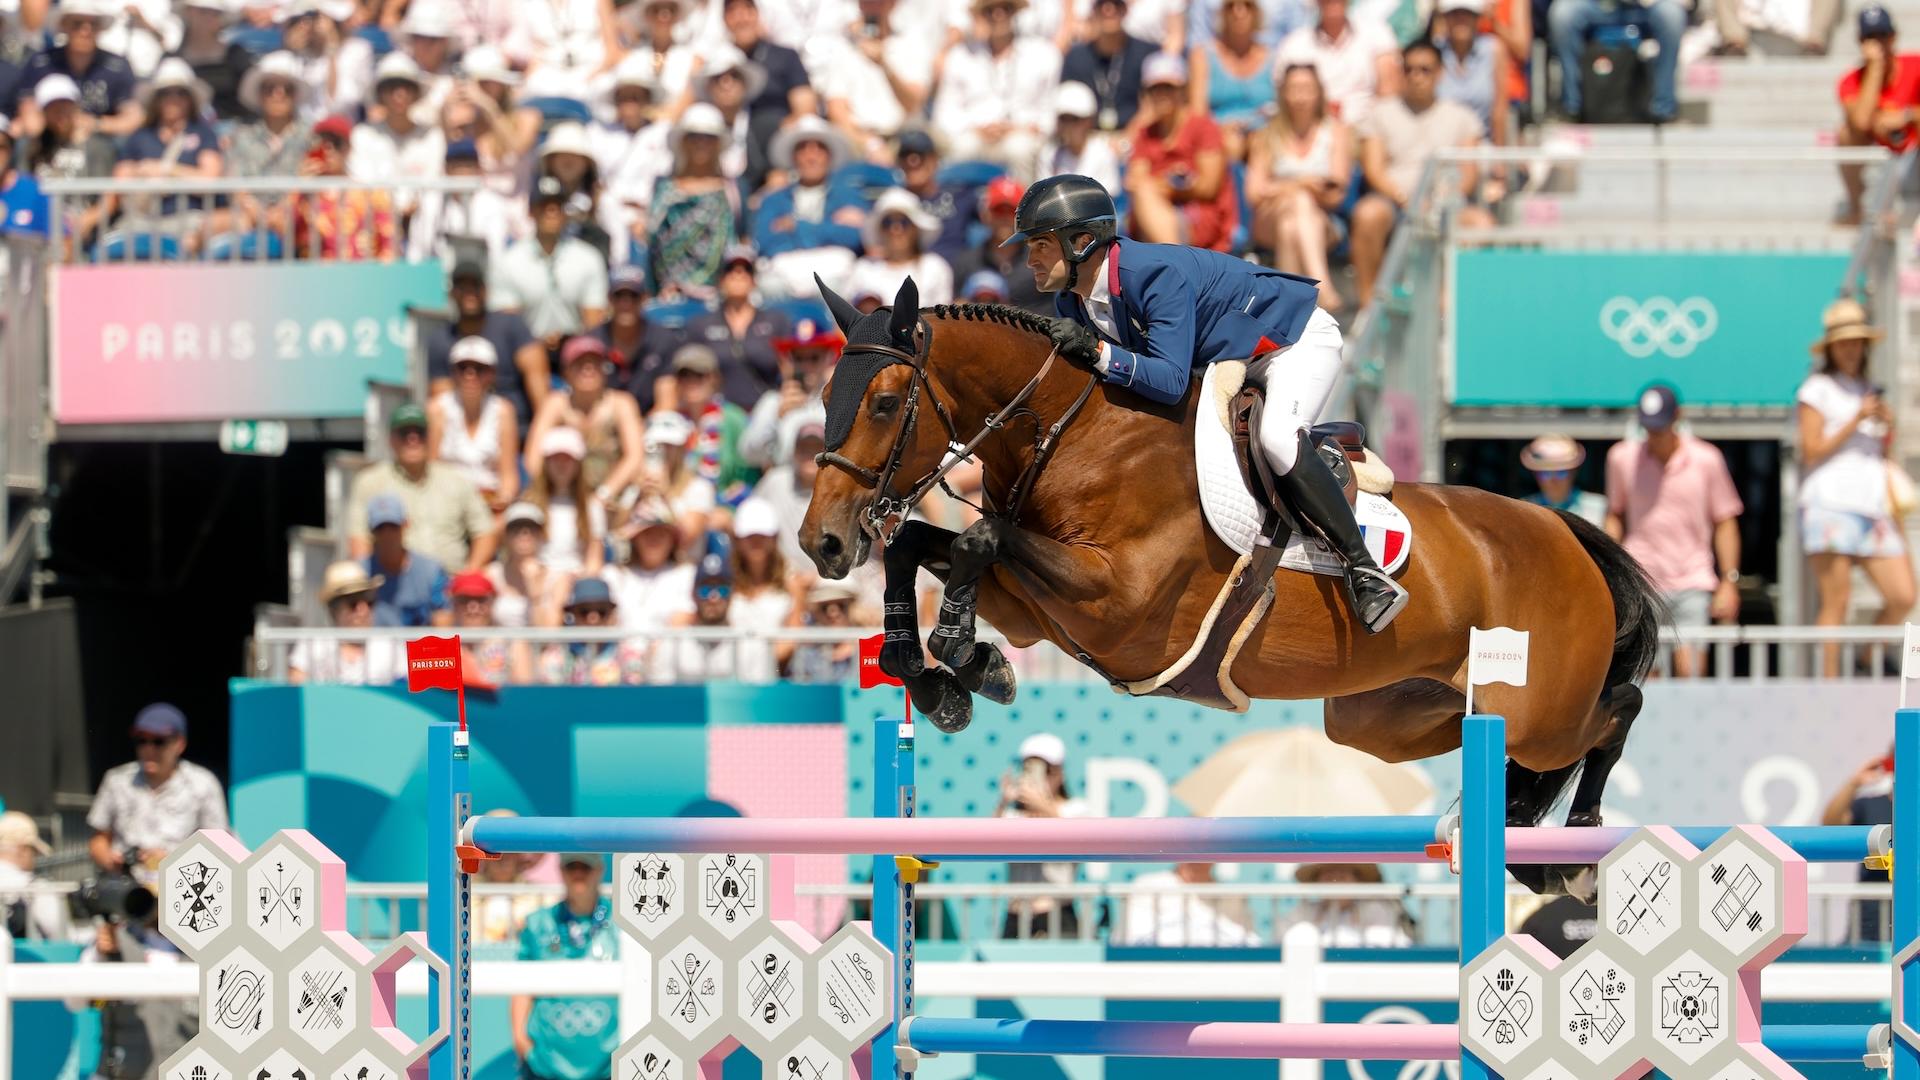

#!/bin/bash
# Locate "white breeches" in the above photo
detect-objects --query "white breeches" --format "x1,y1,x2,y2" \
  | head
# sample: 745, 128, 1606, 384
1244, 306, 1344, 474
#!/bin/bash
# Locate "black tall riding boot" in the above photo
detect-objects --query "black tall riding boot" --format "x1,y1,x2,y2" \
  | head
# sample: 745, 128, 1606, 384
1274, 432, 1409, 633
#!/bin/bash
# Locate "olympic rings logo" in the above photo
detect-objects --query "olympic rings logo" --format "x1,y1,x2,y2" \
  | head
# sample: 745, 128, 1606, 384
1597, 296, 1719, 359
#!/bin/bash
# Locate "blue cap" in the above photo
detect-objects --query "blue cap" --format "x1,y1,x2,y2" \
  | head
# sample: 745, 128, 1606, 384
445, 137, 480, 162
1861, 4, 1895, 35
367, 493, 408, 529
963, 269, 1008, 299
1635, 383, 1679, 430
132, 702, 187, 738
566, 576, 615, 608
610, 265, 649, 294
695, 551, 732, 585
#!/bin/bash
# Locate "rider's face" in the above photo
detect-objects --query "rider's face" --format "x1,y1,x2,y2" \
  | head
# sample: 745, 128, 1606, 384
1026, 233, 1073, 293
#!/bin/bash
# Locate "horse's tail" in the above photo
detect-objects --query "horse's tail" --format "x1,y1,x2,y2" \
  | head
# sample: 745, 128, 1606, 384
1552, 508, 1667, 689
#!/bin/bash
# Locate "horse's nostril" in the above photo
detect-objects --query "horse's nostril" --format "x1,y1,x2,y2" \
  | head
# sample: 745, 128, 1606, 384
818, 532, 844, 561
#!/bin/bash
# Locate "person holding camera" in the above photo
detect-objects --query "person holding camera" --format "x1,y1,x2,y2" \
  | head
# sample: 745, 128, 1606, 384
86, 704, 228, 888
76, 894, 196, 1080
995, 733, 1090, 939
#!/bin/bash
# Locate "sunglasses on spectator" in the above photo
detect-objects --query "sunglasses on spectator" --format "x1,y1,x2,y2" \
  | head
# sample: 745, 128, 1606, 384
331, 594, 375, 611
1405, 61, 1439, 74
318, 133, 349, 150
261, 81, 296, 98
457, 595, 492, 606
134, 736, 175, 748
696, 585, 731, 602
881, 215, 915, 230
453, 361, 491, 376
1533, 469, 1572, 480
395, 428, 427, 443
571, 604, 616, 618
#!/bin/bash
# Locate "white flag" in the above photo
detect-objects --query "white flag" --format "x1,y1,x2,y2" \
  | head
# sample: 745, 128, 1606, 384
1902, 623, 1920, 708
1467, 626, 1530, 716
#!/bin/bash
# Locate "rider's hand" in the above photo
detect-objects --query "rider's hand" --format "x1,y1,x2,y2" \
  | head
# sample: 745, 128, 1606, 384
1045, 318, 1102, 369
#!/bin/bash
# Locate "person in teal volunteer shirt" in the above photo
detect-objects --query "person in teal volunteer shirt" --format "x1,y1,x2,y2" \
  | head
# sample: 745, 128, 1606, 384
512, 852, 620, 1080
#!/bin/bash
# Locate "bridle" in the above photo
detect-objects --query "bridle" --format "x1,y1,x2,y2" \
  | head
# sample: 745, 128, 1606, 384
814, 318, 1097, 543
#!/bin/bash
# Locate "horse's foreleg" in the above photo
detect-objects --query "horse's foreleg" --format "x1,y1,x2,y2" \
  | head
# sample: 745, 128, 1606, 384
929, 518, 1019, 706
882, 520, 975, 732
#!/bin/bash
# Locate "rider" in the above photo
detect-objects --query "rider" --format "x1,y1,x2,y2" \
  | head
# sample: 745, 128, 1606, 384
1008, 173, 1407, 633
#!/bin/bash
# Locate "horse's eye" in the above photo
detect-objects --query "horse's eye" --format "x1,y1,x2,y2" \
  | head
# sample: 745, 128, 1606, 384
871, 393, 901, 417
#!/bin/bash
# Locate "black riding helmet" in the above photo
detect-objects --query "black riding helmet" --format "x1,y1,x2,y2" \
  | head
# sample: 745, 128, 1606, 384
1002, 174, 1117, 271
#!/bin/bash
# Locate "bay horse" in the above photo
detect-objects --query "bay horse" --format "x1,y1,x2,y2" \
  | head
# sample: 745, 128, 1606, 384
797, 280, 1663, 891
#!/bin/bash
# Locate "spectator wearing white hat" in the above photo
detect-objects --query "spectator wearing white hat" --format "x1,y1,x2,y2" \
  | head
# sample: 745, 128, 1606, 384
727, 495, 796, 643
994, 731, 1091, 937
13, 0, 143, 138
1519, 434, 1605, 528
291, 560, 406, 683
442, 44, 542, 193
350, 52, 446, 215
1040, 80, 1124, 195
1273, 0, 1398, 127
849, 186, 954, 305
593, 54, 674, 264
817, 0, 932, 161
752, 414, 826, 571
537, 120, 613, 260
114, 58, 221, 239
431, 336, 523, 514
489, 501, 561, 626
646, 351, 732, 532
601, 496, 696, 635
526, 424, 609, 577
649, 102, 740, 300
0, 811, 70, 943
753, 115, 867, 298
99, 0, 181, 82
694, 42, 762, 183
23, 75, 118, 252
786, 578, 860, 683
611, 0, 697, 105
280, 0, 375, 120
507, 0, 620, 100
397, 1, 457, 126
932, 0, 1060, 180
229, 53, 312, 198
170, 0, 255, 119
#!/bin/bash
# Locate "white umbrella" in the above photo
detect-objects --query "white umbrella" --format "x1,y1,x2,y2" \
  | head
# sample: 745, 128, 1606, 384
1172, 727, 1436, 818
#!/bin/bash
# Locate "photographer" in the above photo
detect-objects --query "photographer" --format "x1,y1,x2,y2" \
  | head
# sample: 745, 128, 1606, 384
995, 734, 1090, 939
86, 704, 228, 888
73, 881, 195, 1080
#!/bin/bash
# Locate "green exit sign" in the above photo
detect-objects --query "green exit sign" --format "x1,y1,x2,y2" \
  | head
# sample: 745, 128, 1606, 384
219, 419, 289, 457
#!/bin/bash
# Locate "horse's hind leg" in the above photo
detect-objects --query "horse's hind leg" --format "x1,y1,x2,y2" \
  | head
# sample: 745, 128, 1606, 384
1512, 685, 1645, 899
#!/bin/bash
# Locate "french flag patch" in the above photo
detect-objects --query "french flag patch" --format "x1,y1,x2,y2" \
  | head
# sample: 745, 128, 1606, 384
1355, 493, 1413, 576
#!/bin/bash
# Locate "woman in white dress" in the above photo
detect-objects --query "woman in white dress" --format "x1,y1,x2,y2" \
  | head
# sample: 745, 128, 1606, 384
488, 502, 565, 627
429, 336, 521, 514
849, 187, 954, 306
1799, 298, 1915, 676
526, 426, 609, 581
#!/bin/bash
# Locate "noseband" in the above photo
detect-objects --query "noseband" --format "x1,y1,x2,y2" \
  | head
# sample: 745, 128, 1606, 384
814, 319, 1085, 543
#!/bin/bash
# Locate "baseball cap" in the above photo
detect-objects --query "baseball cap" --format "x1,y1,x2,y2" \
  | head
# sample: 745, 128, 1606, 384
565, 577, 615, 608
132, 702, 188, 739
540, 425, 588, 461
505, 501, 547, 528
312, 113, 354, 141
561, 335, 609, 367
449, 336, 498, 367
451, 259, 487, 284
1055, 80, 1099, 118
775, 317, 844, 352
623, 496, 678, 534
1861, 4, 1895, 35
33, 74, 80, 110
610, 265, 649, 295
0, 811, 49, 855
1141, 52, 1189, 87
695, 551, 732, 585
983, 176, 1024, 213
964, 269, 1009, 300
732, 497, 779, 538
1635, 384, 1679, 431
560, 852, 605, 873
644, 409, 695, 450
794, 418, 826, 445
722, 243, 757, 271
672, 343, 719, 374
449, 571, 496, 598
1018, 732, 1067, 766
530, 175, 567, 207
390, 402, 429, 433
895, 128, 938, 159
367, 492, 409, 529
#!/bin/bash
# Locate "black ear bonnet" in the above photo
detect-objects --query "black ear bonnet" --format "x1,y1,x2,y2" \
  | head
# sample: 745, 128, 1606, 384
815, 275, 921, 451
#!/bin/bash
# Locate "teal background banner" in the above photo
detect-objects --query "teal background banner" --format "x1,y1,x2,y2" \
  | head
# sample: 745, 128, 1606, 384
1450, 249, 1850, 407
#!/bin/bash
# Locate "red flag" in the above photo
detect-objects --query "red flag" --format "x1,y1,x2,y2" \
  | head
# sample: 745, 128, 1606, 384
407, 635, 464, 693
858, 634, 902, 688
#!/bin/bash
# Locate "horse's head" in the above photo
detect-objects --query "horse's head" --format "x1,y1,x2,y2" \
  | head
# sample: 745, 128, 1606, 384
798, 276, 951, 579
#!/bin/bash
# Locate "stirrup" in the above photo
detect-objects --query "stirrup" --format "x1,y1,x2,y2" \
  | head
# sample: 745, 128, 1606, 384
1345, 565, 1408, 634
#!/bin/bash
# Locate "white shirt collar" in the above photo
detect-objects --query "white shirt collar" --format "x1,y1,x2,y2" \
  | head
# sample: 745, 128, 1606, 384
1084, 250, 1113, 309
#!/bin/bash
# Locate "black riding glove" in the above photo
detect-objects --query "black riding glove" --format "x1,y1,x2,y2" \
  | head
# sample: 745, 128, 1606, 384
1045, 317, 1102, 368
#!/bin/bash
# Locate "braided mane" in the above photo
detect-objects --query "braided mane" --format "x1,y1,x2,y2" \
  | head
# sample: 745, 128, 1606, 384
929, 303, 1056, 342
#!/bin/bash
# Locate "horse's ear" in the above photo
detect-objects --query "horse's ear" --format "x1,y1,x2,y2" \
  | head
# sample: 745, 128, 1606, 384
888, 278, 919, 344
815, 274, 861, 336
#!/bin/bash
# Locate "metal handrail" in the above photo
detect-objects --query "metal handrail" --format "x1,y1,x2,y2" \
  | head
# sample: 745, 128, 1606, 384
39, 177, 487, 196
1839, 146, 1917, 300
1430, 146, 1891, 165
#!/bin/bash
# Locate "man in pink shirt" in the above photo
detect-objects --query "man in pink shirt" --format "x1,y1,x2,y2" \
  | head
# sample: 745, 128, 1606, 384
1604, 384, 1744, 677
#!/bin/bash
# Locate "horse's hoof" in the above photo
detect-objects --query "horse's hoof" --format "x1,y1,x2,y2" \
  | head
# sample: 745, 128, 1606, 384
955, 643, 1017, 706
928, 625, 977, 670
1509, 863, 1598, 900
909, 669, 973, 733
881, 639, 925, 680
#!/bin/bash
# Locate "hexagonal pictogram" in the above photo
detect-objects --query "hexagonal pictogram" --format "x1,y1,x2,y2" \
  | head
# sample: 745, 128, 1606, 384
694, 853, 767, 941
616, 853, 691, 942
333, 1044, 410, 1080
1597, 827, 1696, 958
1690, 827, 1807, 970
1705, 1041, 1806, 1080
287, 931, 372, 1057
1459, 935, 1559, 1074
735, 927, 810, 1053
158, 1043, 235, 1080
1648, 948, 1732, 1071
203, 944, 275, 1054
158, 832, 250, 959
1513, 1060, 1586, 1080
813, 923, 892, 1050
1551, 940, 1640, 1073
367, 932, 452, 1071
244, 831, 343, 953
762, 1035, 856, 1080
615, 1031, 700, 1080
248, 1041, 320, 1080
657, 934, 727, 1046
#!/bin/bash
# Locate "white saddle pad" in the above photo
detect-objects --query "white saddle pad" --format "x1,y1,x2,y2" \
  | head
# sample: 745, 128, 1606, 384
1195, 362, 1413, 577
